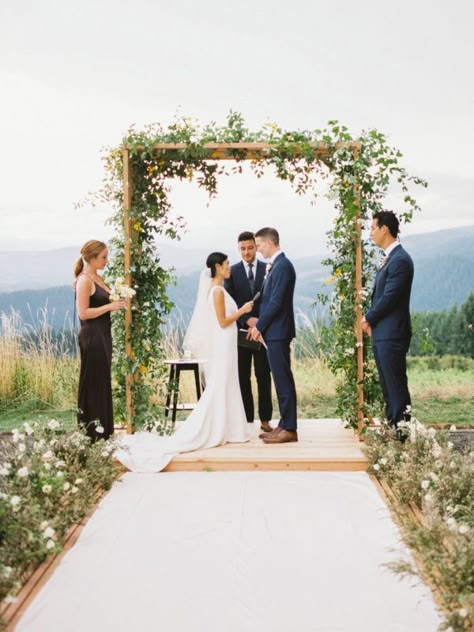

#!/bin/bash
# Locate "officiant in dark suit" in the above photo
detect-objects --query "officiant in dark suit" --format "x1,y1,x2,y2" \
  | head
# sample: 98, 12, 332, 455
362, 210, 414, 439
225, 231, 273, 432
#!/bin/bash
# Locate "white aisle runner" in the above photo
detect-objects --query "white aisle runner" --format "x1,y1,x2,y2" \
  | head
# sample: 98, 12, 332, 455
17, 472, 441, 632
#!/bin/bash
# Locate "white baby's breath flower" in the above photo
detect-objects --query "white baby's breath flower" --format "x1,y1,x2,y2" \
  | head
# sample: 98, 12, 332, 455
18, 443, 26, 453
23, 422, 34, 435
372, 463, 380, 471
46, 539, 55, 550
379, 458, 387, 466
459, 608, 468, 618
48, 419, 61, 430
4, 595, 17, 604
40, 520, 49, 530
10, 495, 21, 509
42, 484, 52, 495
447, 441, 453, 450
71, 486, 79, 494
43, 463, 51, 471
101, 449, 109, 458
43, 526, 55, 539
446, 516, 457, 531
424, 493, 433, 503
74, 478, 83, 485
17, 466, 29, 478
2, 566, 13, 578
63, 482, 70, 491
449, 425, 456, 432
434, 460, 443, 469
0, 466, 10, 476
56, 471, 64, 478
458, 524, 470, 535
429, 472, 438, 482
42, 450, 53, 462
95, 424, 104, 434
421, 480, 430, 490
55, 460, 66, 469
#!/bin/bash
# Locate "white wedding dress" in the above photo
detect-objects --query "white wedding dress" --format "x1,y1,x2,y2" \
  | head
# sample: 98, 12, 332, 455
115, 285, 250, 472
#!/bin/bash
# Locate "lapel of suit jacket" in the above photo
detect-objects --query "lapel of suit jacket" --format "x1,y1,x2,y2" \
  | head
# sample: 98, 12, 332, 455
372, 245, 401, 295
255, 260, 266, 290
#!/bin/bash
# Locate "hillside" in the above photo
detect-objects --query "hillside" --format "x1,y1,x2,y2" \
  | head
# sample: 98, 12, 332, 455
1, 226, 473, 329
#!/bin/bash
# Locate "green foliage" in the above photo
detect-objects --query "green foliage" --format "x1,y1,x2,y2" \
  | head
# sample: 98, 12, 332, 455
365, 422, 474, 630
0, 420, 118, 606
91, 112, 426, 429
411, 293, 474, 357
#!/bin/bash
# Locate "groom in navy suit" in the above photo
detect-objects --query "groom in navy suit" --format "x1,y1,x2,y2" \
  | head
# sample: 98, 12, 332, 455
251, 227, 298, 443
225, 232, 273, 432
362, 211, 414, 438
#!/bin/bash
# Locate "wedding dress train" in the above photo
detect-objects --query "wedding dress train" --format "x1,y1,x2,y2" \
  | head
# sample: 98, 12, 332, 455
115, 286, 250, 472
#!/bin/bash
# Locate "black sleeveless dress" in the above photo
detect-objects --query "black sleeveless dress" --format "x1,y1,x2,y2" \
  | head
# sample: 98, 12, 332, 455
77, 282, 114, 441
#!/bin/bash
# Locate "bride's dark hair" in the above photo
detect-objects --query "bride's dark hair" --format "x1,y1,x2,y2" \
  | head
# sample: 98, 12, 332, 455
206, 252, 228, 278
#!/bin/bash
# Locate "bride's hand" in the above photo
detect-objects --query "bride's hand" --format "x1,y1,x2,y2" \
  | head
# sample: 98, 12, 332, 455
240, 301, 254, 315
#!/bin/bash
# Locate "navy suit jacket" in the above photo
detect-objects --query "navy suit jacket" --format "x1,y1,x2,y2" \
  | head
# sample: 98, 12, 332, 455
366, 245, 414, 342
257, 253, 296, 341
225, 260, 266, 329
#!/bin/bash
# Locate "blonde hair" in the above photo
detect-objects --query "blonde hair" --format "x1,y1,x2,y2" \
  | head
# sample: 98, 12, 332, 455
74, 240, 107, 279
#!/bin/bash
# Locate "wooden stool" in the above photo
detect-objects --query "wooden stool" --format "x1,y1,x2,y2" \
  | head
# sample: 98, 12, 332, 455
164, 359, 204, 424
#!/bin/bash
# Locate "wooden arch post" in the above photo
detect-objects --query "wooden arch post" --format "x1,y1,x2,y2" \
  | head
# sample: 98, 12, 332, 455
122, 141, 365, 436
353, 144, 365, 436
122, 148, 134, 433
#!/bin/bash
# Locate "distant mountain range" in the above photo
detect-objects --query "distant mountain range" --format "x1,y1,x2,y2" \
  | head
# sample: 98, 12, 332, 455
1, 226, 473, 329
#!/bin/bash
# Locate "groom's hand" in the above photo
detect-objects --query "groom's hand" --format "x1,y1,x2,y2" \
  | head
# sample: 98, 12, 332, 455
250, 327, 263, 342
246, 317, 258, 329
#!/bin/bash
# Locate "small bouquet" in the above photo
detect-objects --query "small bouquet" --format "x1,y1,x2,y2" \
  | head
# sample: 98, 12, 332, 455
109, 277, 136, 301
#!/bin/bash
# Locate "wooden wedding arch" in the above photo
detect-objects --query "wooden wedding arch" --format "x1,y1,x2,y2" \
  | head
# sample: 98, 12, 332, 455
121, 140, 366, 436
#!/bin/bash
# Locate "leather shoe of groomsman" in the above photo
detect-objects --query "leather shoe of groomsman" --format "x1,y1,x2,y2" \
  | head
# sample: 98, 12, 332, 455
259, 426, 281, 439
260, 421, 273, 433
262, 429, 298, 444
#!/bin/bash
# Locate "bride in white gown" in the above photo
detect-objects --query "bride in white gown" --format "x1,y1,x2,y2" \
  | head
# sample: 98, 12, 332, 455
115, 252, 253, 472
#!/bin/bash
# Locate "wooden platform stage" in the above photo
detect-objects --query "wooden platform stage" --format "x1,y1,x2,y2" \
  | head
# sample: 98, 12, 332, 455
164, 419, 368, 472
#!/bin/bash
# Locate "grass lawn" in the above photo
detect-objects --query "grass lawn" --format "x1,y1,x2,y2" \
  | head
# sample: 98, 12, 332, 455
0, 409, 77, 433
1, 356, 472, 433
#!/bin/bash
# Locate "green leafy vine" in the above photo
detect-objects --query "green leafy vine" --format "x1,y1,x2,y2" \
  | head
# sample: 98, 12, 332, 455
93, 112, 426, 429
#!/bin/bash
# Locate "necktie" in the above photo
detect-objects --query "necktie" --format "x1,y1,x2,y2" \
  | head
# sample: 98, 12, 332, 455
248, 263, 255, 293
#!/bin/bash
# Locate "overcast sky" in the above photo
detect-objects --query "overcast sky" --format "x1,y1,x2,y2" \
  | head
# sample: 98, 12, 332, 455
1, 0, 473, 260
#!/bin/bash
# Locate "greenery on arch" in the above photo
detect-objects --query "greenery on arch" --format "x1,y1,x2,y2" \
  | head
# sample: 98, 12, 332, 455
96, 112, 426, 429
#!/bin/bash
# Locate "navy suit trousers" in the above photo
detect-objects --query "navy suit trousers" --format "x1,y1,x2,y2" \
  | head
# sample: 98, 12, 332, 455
266, 340, 297, 431
372, 339, 411, 424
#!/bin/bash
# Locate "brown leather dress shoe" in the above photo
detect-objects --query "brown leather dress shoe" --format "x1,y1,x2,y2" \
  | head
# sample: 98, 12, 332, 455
259, 426, 282, 440
260, 421, 273, 433
262, 429, 298, 444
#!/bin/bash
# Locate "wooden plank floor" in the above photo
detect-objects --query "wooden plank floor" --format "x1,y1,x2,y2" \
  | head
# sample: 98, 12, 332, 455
164, 419, 368, 472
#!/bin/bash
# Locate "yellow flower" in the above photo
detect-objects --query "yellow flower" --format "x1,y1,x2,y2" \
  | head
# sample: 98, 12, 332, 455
186, 167, 193, 181
147, 165, 157, 174
139, 364, 147, 375
323, 276, 337, 285
335, 268, 343, 277
133, 222, 142, 232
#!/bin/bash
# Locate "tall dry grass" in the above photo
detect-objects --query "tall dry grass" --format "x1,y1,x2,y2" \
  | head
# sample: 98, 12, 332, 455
0, 309, 78, 413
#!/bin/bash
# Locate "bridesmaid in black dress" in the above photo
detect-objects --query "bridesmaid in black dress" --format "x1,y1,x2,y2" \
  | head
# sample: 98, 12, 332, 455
74, 240, 126, 441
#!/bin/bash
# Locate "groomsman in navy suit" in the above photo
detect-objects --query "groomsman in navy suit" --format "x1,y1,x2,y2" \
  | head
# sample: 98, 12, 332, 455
362, 211, 414, 438
250, 227, 298, 444
225, 231, 273, 432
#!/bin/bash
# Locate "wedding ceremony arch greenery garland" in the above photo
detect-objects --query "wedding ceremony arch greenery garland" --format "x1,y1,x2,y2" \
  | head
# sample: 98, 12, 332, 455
96, 112, 426, 430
